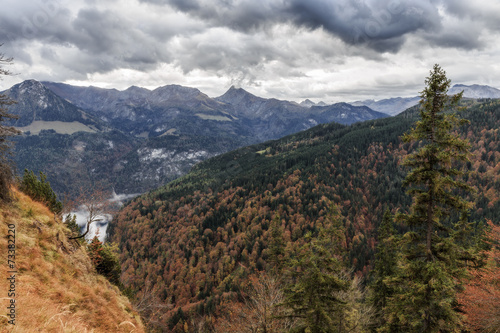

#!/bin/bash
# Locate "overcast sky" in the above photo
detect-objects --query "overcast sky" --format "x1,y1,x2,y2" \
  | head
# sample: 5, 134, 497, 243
1, 0, 499, 103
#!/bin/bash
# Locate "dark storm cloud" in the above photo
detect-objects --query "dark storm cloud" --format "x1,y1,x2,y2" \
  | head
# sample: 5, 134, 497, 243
285, 0, 442, 52
143, 0, 280, 32
426, 30, 485, 50
0, 1, 172, 75
168, 0, 201, 11
71, 8, 169, 67
72, 9, 130, 53
142, 0, 444, 53
0, 0, 71, 43
0, 0, 497, 96
0, 0, 488, 75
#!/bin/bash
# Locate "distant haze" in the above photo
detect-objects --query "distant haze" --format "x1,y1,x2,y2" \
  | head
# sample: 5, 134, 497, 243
71, 191, 140, 242
350, 84, 500, 115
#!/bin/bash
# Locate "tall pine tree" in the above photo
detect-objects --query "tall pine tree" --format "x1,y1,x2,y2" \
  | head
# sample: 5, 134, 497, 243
281, 205, 349, 333
268, 214, 286, 275
387, 64, 473, 332
369, 209, 399, 332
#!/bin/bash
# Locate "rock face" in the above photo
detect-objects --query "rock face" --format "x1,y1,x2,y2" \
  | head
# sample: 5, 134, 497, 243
300, 99, 316, 108
214, 86, 388, 140
4, 80, 244, 196
42, 81, 241, 137
4, 80, 103, 128
44, 82, 388, 138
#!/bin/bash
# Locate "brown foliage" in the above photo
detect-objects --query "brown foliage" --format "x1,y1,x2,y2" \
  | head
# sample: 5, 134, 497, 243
215, 273, 294, 333
112, 100, 500, 326
460, 221, 500, 332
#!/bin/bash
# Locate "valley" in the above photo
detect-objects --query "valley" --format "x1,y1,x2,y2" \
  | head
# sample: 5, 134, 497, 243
3, 2, 500, 331
2, 77, 500, 332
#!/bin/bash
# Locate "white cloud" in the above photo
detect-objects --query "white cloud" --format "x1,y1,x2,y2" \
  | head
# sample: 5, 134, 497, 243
1, 0, 500, 102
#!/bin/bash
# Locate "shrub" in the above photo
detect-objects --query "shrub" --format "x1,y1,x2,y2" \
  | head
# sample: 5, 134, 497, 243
87, 236, 122, 286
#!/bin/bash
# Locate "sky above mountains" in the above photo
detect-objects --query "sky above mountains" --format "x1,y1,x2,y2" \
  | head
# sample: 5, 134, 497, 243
1, 0, 500, 103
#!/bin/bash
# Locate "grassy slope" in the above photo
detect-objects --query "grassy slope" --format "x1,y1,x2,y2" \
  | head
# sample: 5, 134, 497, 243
16, 120, 98, 135
0, 188, 144, 332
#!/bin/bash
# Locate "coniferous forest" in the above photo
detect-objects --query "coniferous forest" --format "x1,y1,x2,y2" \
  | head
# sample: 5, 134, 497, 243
109, 66, 500, 332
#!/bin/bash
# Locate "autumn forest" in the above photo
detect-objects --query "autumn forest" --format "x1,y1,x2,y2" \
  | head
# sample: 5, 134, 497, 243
108, 66, 500, 332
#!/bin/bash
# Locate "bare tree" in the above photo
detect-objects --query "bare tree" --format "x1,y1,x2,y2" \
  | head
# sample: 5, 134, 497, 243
216, 272, 294, 333
0, 45, 20, 202
132, 278, 172, 331
67, 185, 116, 240
336, 273, 375, 333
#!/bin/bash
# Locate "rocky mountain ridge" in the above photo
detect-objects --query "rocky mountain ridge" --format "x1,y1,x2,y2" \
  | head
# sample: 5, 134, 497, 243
2, 79, 388, 196
5, 80, 498, 198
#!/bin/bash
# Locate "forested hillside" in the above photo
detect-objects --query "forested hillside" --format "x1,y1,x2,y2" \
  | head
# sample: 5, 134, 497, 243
110, 98, 500, 330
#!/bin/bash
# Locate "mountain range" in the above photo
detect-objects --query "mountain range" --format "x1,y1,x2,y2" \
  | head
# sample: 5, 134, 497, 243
350, 83, 500, 115
3, 77, 500, 331
4, 80, 387, 196
4, 80, 499, 198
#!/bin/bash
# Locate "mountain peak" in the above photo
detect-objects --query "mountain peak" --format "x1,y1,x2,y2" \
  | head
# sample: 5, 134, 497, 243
226, 85, 253, 95
125, 85, 150, 93
300, 99, 316, 108
152, 84, 201, 95
9, 79, 52, 99
449, 83, 500, 99
20, 78, 42, 85
123, 85, 151, 98
216, 86, 262, 105
16, 79, 45, 91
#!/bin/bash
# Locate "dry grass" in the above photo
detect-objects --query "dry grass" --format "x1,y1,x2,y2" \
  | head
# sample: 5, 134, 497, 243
0, 188, 145, 332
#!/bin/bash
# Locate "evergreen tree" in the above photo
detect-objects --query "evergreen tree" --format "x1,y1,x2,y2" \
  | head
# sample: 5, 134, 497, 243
87, 235, 122, 286
64, 213, 80, 236
281, 205, 349, 333
268, 214, 286, 274
388, 64, 473, 332
368, 209, 399, 332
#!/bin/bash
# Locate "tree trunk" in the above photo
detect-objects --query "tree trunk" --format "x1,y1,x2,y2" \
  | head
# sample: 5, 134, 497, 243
427, 193, 433, 261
